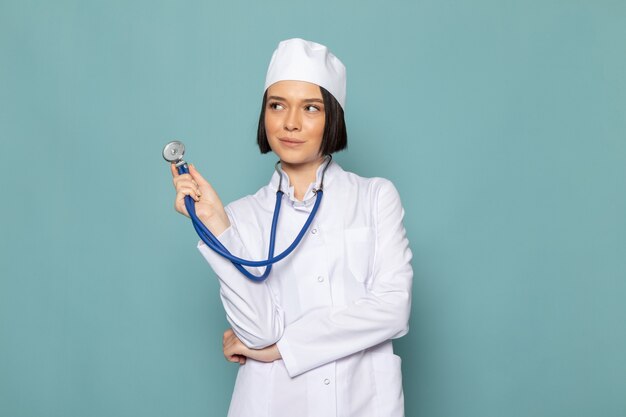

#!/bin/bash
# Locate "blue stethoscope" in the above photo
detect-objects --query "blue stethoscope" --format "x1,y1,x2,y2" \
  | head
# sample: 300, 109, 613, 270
163, 141, 330, 282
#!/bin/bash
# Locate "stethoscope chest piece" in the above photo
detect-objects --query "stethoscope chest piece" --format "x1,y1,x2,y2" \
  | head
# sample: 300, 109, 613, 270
162, 141, 186, 166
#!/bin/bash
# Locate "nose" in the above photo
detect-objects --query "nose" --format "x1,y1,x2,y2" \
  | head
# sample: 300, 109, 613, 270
283, 108, 301, 131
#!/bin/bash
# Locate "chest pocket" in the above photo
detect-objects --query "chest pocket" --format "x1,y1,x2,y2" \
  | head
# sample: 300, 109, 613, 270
345, 227, 376, 283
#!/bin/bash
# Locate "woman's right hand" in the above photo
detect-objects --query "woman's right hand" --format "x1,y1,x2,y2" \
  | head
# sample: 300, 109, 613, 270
171, 163, 231, 236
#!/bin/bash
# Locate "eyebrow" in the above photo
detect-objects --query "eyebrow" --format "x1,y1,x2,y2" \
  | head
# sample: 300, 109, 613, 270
267, 95, 324, 104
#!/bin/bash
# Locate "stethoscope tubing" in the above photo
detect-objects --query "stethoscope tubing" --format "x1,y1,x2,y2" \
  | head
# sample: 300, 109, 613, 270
177, 163, 323, 282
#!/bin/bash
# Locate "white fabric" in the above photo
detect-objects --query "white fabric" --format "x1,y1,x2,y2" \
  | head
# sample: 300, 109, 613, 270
264, 38, 347, 109
197, 160, 413, 417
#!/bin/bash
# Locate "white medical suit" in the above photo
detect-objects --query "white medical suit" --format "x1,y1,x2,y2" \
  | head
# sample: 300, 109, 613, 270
198, 160, 413, 417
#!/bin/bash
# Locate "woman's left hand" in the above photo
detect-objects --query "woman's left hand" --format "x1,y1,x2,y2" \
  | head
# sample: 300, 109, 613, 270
223, 328, 282, 364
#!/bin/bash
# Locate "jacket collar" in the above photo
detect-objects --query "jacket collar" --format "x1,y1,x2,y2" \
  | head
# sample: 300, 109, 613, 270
269, 155, 339, 207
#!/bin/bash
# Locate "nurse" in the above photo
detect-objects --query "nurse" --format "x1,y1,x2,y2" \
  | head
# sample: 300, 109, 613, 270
171, 38, 413, 417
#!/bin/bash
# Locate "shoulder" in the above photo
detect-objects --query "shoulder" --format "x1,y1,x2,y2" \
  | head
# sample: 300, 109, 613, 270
337, 167, 401, 202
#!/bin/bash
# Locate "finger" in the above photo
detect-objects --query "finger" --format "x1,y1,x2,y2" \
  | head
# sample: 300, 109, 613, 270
224, 345, 242, 363
176, 183, 202, 198
188, 164, 215, 190
172, 173, 194, 187
188, 165, 223, 204
226, 354, 246, 364
223, 329, 234, 346
187, 164, 204, 183
170, 163, 180, 178
176, 187, 200, 202
223, 345, 231, 361
225, 353, 239, 363
224, 336, 247, 357
174, 196, 189, 216
223, 335, 238, 352
173, 180, 201, 198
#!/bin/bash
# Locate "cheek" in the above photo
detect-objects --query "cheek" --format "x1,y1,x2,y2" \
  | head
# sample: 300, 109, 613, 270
315, 119, 325, 142
264, 114, 273, 132
264, 114, 279, 138
306, 118, 325, 141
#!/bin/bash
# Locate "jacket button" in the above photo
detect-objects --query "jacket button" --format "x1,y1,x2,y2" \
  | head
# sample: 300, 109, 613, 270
317, 276, 324, 282
323, 378, 330, 385
311, 228, 318, 234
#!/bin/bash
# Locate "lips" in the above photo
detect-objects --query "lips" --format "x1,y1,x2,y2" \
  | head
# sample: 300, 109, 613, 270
278, 137, 304, 144
278, 137, 305, 144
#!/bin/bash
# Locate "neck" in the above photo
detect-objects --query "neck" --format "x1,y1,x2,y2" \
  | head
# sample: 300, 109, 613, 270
281, 156, 326, 201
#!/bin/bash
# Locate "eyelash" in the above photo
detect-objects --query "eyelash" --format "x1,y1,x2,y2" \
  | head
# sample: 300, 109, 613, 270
268, 102, 321, 112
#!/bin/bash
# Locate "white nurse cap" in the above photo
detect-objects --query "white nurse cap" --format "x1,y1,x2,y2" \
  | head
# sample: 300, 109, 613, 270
264, 38, 347, 109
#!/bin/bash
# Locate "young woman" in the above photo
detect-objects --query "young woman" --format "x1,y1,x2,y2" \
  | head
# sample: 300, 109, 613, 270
171, 38, 413, 417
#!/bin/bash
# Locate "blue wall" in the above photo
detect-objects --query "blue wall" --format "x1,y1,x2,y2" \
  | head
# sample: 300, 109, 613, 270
1, 1, 625, 416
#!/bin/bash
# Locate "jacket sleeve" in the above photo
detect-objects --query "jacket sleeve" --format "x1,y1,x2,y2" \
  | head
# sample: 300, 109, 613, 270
196, 206, 285, 349
276, 179, 413, 377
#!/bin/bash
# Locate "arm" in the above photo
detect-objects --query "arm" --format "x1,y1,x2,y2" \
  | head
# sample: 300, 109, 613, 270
222, 328, 281, 364
171, 163, 283, 347
276, 180, 413, 377
197, 206, 285, 349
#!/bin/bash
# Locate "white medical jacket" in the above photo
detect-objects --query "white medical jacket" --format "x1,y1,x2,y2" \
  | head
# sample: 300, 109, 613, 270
197, 160, 413, 417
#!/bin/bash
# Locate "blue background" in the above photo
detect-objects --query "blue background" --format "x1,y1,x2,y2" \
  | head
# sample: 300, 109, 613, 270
1, 1, 625, 416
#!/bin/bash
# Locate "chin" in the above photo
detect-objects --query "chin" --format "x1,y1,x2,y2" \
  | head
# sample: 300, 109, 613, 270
271, 149, 304, 162
282, 157, 325, 169
269, 142, 324, 165
275, 154, 305, 165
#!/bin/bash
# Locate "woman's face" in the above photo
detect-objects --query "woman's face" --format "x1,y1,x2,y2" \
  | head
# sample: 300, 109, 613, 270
264, 80, 326, 169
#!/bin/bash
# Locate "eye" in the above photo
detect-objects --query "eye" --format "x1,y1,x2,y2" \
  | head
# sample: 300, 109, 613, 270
305, 105, 321, 112
269, 102, 285, 110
